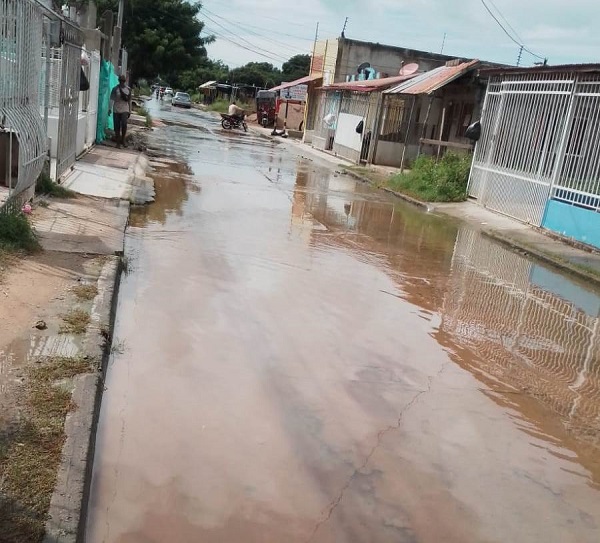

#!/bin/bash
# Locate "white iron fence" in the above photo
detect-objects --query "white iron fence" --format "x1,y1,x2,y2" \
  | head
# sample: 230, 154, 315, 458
0, 0, 47, 210
55, 38, 83, 180
468, 71, 600, 225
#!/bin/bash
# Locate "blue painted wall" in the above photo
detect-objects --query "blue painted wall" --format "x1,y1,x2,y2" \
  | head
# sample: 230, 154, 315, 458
542, 199, 600, 249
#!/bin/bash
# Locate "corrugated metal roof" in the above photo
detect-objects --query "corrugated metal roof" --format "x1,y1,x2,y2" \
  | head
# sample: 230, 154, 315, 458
269, 73, 322, 92
384, 60, 480, 95
319, 73, 417, 93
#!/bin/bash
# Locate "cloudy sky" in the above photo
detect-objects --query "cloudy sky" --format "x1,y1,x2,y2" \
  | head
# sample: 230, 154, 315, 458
200, 0, 599, 69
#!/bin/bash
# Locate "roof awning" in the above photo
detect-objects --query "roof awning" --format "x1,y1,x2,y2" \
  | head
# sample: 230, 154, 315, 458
384, 60, 480, 95
269, 73, 322, 92
198, 80, 217, 89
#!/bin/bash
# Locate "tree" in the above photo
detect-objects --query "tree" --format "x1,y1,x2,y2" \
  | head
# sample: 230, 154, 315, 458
228, 62, 282, 88
95, 0, 214, 84
178, 59, 229, 93
281, 54, 311, 83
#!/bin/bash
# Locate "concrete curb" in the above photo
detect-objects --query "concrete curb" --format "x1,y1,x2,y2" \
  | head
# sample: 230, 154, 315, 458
130, 153, 155, 204
44, 257, 122, 543
480, 229, 600, 286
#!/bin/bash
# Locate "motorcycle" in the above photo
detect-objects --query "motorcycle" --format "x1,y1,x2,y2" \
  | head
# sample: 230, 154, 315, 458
220, 113, 247, 132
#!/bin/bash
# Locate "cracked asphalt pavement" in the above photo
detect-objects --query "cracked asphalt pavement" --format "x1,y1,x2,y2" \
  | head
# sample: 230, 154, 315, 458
85, 99, 600, 542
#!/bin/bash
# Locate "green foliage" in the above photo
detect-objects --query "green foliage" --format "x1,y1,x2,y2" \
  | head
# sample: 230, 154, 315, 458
96, 0, 214, 83
0, 212, 39, 252
229, 62, 282, 87
281, 54, 311, 82
387, 153, 472, 202
176, 59, 229, 92
35, 172, 76, 199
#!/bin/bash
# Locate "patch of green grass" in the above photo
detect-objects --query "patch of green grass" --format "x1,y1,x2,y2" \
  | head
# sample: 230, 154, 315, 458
386, 153, 472, 203
208, 98, 254, 114
0, 212, 40, 253
59, 309, 91, 335
0, 356, 93, 542
72, 284, 98, 301
35, 172, 75, 199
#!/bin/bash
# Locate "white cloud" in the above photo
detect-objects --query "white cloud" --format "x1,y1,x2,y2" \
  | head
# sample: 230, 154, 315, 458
202, 0, 600, 68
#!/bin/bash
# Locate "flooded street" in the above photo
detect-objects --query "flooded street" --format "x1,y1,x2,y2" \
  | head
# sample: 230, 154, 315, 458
86, 100, 600, 542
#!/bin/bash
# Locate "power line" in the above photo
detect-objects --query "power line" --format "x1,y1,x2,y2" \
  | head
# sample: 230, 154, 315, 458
487, 0, 524, 43
200, 11, 290, 63
203, 27, 289, 64
479, 0, 546, 61
201, 7, 310, 56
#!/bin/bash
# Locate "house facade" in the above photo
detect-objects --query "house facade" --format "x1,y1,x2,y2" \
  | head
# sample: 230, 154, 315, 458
304, 38, 458, 144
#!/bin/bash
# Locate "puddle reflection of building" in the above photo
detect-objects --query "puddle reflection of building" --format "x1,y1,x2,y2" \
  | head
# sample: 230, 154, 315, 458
296, 180, 600, 455
441, 229, 600, 445
130, 166, 191, 227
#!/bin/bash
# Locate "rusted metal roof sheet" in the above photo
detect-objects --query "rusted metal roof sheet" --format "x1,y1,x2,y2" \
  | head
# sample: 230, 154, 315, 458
269, 74, 322, 92
384, 60, 480, 95
319, 73, 417, 93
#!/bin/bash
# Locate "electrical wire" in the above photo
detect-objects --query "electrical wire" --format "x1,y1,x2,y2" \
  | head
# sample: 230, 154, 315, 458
486, 0, 524, 43
479, 0, 546, 61
201, 11, 291, 63
201, 7, 312, 55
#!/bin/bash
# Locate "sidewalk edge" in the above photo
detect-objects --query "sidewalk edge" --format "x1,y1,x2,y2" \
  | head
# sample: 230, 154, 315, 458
43, 256, 123, 543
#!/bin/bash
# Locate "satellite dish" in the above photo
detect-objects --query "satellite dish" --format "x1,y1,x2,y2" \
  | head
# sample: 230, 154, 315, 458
399, 63, 419, 76
357, 62, 371, 74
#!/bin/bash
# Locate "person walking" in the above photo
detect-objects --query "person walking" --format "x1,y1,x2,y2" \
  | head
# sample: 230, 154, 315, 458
109, 74, 132, 148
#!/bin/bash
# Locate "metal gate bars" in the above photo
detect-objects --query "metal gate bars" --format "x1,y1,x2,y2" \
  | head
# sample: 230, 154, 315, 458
0, 0, 47, 209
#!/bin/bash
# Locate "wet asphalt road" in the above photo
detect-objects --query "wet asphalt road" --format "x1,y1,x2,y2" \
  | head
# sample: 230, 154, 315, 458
85, 99, 600, 542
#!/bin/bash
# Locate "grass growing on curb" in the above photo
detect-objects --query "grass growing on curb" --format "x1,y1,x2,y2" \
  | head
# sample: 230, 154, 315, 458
0, 356, 93, 542
134, 105, 153, 128
35, 172, 75, 199
72, 284, 98, 301
0, 213, 40, 253
386, 153, 472, 202
59, 309, 91, 335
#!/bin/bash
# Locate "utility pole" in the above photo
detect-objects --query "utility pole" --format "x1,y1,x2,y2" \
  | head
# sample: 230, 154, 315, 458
341, 17, 348, 38
112, 0, 125, 74
516, 45, 523, 67
117, 0, 124, 28
440, 32, 447, 54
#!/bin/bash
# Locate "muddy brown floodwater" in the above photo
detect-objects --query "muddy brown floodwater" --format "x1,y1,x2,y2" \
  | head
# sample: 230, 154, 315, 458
85, 100, 600, 543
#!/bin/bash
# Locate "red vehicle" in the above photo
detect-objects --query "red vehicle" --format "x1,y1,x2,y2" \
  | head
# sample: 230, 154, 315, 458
256, 90, 277, 127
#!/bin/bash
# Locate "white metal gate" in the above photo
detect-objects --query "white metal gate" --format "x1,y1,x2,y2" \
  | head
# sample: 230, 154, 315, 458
85, 50, 101, 147
56, 39, 82, 179
468, 73, 574, 225
0, 0, 47, 210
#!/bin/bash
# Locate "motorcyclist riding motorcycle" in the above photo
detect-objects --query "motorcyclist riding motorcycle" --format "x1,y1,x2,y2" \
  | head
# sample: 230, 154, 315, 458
228, 101, 244, 121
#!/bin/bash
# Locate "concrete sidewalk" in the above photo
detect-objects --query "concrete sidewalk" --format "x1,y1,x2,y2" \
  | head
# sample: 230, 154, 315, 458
249, 122, 600, 285
62, 144, 154, 204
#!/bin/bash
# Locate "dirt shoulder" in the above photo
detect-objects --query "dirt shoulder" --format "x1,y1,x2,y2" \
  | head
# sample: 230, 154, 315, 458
0, 141, 146, 542
0, 250, 118, 542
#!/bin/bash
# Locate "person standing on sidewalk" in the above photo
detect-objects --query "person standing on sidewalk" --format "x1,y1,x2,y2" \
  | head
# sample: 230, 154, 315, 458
109, 75, 132, 148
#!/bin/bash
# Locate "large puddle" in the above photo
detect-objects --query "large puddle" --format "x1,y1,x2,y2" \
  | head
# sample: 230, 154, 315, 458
86, 103, 600, 542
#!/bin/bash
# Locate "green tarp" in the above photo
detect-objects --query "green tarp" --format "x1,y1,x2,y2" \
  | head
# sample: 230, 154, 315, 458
96, 60, 119, 142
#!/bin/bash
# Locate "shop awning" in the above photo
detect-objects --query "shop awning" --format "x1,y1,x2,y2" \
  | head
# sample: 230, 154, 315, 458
198, 80, 217, 89
269, 73, 322, 92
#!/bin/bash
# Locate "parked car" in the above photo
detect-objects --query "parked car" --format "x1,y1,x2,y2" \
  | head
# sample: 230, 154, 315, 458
172, 92, 192, 109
